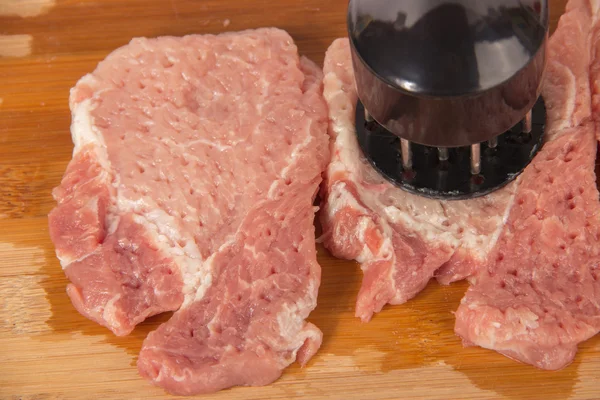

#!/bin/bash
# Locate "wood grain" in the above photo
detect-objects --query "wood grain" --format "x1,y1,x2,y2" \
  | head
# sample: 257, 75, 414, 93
2, 1, 599, 399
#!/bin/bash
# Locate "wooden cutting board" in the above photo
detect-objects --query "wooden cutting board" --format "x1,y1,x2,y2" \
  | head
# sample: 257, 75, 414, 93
2, 1, 599, 399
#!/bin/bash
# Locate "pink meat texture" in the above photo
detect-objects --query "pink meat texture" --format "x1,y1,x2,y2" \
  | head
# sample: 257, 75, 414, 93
320, 0, 600, 370
48, 28, 329, 394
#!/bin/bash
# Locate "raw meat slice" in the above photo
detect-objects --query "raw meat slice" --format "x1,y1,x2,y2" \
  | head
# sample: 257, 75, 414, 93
455, 0, 600, 370
48, 27, 329, 393
319, 39, 518, 322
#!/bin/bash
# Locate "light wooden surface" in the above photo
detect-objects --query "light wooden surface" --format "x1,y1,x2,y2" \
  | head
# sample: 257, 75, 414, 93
2, 0, 599, 399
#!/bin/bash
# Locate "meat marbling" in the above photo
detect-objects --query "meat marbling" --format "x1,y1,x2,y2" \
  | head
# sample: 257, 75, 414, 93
320, 0, 600, 369
49, 28, 329, 394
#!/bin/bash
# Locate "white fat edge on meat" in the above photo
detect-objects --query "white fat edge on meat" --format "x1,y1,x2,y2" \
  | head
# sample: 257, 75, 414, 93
56, 196, 104, 269
70, 91, 116, 233
326, 181, 397, 297
72, 93, 209, 301
125, 210, 206, 300
324, 89, 395, 278
181, 237, 238, 308
68, 74, 97, 110
332, 118, 465, 252
326, 85, 459, 247
180, 230, 253, 309
101, 293, 122, 329
326, 183, 376, 261
551, 65, 577, 136
325, 181, 358, 216
69, 75, 114, 173
354, 214, 394, 265
274, 280, 321, 363
325, 84, 458, 276
56, 96, 113, 270
326, 76, 521, 268
71, 97, 107, 156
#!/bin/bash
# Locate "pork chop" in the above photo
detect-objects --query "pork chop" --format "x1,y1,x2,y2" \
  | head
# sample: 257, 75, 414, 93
49, 28, 329, 394
455, 0, 600, 370
319, 39, 518, 322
